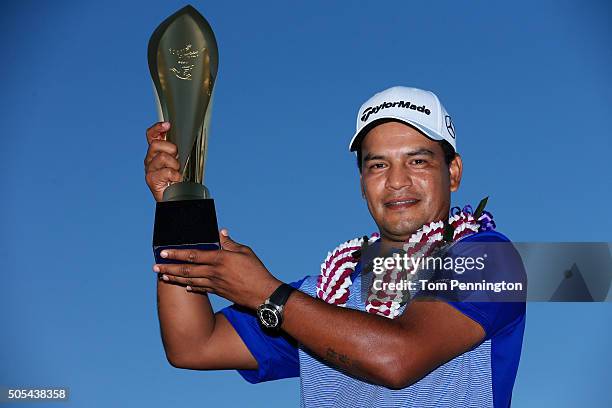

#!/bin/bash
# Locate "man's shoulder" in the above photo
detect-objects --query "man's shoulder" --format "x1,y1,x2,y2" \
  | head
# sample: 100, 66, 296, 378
452, 229, 524, 272
459, 229, 512, 243
439, 230, 527, 340
453, 230, 522, 266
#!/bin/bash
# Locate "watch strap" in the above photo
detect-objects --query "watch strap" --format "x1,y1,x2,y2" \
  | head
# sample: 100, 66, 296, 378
268, 283, 295, 307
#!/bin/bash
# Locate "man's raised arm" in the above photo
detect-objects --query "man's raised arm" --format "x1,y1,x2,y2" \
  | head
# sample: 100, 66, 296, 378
144, 121, 257, 371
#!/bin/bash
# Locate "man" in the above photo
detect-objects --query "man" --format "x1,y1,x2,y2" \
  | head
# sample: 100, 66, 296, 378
144, 86, 526, 407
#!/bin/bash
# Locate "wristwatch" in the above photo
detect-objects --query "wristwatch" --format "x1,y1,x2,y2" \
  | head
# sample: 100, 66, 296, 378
257, 283, 295, 330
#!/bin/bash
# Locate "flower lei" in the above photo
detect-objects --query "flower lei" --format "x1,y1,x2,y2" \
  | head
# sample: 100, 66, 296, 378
316, 198, 496, 318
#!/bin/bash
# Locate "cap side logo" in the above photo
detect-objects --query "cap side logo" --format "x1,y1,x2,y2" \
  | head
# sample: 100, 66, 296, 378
445, 115, 456, 139
361, 101, 431, 122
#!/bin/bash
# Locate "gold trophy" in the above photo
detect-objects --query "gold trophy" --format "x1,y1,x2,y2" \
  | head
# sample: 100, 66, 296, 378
148, 5, 220, 263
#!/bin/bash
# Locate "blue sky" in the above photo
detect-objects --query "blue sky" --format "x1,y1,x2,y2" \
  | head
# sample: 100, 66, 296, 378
1, 0, 611, 406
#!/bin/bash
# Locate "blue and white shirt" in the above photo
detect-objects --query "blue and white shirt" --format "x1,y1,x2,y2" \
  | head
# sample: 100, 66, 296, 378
221, 230, 526, 407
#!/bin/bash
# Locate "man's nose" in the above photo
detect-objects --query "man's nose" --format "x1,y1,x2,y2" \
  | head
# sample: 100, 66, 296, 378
385, 164, 413, 190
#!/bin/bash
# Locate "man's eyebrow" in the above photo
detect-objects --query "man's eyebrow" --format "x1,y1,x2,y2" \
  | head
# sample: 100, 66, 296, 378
363, 148, 435, 161
405, 148, 435, 157
363, 152, 385, 161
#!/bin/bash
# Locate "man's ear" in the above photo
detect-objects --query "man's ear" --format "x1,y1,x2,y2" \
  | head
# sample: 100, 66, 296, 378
449, 153, 463, 192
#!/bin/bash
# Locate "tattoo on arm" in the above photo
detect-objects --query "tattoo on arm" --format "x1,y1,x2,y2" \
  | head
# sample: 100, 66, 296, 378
326, 347, 359, 371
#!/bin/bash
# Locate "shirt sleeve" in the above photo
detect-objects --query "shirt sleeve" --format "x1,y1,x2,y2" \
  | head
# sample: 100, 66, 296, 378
415, 231, 527, 340
219, 276, 308, 383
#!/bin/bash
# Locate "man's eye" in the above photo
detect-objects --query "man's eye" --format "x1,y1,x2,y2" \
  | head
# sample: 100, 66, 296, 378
412, 159, 427, 165
369, 163, 386, 169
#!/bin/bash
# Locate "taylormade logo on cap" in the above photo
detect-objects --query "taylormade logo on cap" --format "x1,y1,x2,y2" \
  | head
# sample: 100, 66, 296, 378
349, 86, 457, 153
361, 101, 431, 122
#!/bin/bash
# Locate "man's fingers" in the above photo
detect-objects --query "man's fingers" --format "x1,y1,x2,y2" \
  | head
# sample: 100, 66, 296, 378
145, 167, 182, 188
154, 262, 217, 278
220, 229, 248, 253
158, 248, 221, 265
146, 121, 170, 144
146, 151, 180, 173
146, 121, 169, 144
159, 273, 215, 289
145, 140, 178, 166
187, 286, 211, 294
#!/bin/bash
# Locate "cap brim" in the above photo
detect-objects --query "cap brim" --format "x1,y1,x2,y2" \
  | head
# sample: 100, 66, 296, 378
348, 116, 446, 152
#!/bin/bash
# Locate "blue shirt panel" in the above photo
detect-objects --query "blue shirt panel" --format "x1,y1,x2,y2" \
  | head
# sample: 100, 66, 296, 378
219, 277, 306, 383
422, 230, 526, 408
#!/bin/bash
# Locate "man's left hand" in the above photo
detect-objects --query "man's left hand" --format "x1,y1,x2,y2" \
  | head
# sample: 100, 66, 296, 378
153, 229, 282, 310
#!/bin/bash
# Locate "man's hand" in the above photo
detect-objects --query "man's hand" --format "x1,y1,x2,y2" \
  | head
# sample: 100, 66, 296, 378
144, 121, 182, 202
153, 229, 283, 310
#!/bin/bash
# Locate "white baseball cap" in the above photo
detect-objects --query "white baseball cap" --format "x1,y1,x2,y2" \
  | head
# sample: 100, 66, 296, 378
348, 86, 457, 152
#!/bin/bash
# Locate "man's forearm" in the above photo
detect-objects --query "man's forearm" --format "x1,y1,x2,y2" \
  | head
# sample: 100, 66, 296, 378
281, 290, 409, 387
152, 240, 425, 385
157, 279, 215, 366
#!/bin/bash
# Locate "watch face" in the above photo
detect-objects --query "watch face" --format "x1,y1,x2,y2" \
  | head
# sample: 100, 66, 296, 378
258, 306, 279, 328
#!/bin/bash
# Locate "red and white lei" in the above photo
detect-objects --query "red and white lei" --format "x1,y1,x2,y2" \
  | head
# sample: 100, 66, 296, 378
316, 204, 495, 318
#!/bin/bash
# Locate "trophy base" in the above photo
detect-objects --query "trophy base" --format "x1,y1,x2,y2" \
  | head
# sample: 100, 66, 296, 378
153, 198, 220, 264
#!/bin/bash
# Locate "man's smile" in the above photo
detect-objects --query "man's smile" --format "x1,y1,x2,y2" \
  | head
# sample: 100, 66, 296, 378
383, 197, 420, 210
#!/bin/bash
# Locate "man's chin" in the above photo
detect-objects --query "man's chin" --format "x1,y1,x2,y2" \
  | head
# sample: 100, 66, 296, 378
381, 223, 424, 242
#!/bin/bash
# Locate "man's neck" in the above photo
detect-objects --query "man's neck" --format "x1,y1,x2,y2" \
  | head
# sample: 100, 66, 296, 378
378, 236, 410, 253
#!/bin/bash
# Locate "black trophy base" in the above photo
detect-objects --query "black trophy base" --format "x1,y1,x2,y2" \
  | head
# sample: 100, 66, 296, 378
153, 198, 220, 264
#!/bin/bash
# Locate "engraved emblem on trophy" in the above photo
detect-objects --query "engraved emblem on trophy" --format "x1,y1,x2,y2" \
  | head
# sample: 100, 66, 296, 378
147, 5, 220, 263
